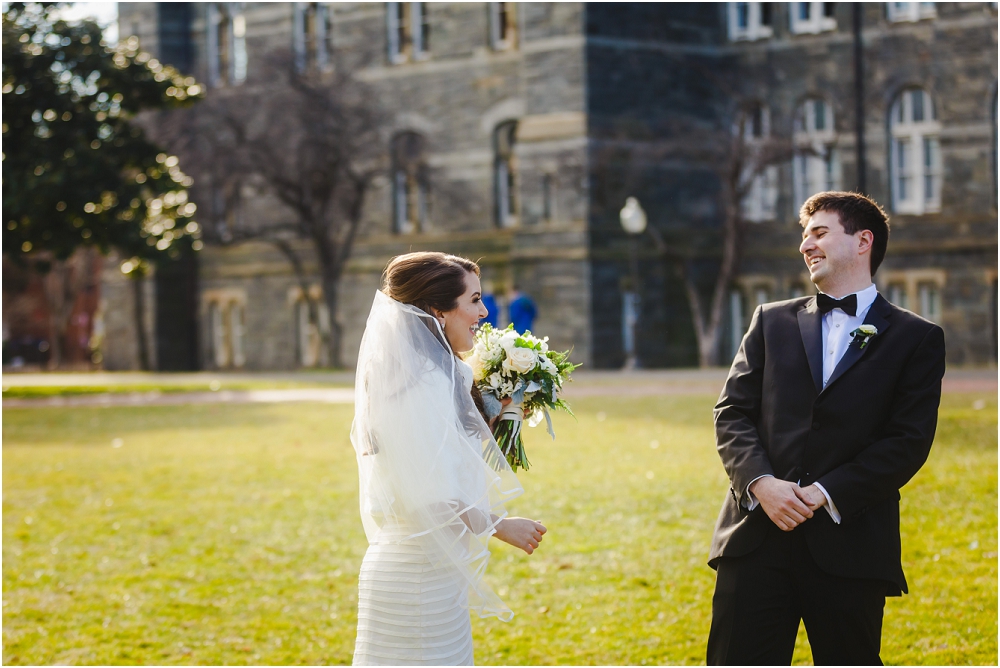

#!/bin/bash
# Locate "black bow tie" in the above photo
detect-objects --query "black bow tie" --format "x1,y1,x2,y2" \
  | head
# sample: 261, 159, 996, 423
817, 293, 857, 316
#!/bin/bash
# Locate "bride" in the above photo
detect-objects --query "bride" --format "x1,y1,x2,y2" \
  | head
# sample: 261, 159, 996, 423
351, 251, 547, 666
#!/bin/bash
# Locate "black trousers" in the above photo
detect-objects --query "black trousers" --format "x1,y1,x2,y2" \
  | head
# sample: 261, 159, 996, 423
707, 523, 889, 666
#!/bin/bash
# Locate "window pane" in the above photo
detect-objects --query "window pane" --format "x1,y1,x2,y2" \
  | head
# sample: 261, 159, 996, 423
394, 171, 408, 232
737, 3, 749, 29
924, 137, 939, 203
498, 2, 509, 40
888, 284, 908, 309
824, 149, 836, 190
823, 2, 836, 17
911, 89, 924, 122
799, 2, 811, 20
919, 283, 940, 321
897, 139, 910, 201
760, 3, 773, 26
814, 99, 826, 131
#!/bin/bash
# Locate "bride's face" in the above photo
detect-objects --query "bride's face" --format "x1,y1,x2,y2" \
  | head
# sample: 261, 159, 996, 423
437, 271, 488, 353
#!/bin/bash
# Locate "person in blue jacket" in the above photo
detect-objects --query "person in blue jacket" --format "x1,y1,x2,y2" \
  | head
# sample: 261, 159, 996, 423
480, 280, 499, 329
508, 286, 537, 334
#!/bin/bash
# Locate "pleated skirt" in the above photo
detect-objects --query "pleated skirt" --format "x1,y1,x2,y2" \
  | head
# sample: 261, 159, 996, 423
353, 525, 474, 666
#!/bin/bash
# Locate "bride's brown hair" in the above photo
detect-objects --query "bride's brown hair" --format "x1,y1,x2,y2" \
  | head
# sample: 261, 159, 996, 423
382, 251, 489, 422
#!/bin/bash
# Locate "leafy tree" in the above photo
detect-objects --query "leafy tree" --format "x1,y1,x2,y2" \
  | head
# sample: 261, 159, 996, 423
2, 2, 203, 368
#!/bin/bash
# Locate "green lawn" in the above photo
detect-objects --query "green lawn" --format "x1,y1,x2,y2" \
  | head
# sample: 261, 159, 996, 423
2, 393, 996, 665
0, 380, 350, 399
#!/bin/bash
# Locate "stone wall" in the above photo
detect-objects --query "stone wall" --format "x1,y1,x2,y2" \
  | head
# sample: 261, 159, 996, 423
112, 2, 998, 371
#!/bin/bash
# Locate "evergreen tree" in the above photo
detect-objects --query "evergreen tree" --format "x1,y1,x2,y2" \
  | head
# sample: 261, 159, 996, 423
2, 2, 203, 264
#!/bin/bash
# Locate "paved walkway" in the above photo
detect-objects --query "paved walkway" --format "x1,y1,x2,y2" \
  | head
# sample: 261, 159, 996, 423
2, 369, 993, 408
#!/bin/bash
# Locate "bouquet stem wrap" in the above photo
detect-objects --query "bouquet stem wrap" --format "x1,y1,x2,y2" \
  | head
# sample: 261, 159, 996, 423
496, 403, 530, 471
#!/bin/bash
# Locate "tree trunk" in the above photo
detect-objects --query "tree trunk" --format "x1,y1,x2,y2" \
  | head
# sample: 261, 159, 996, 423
132, 275, 151, 371
321, 270, 342, 369
271, 239, 324, 367
43, 261, 66, 370
682, 204, 744, 368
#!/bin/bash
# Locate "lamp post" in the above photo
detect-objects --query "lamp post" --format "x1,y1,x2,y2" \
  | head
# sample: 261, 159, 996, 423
619, 197, 647, 370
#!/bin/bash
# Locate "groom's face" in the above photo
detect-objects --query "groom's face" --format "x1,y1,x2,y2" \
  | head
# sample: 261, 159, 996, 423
799, 210, 857, 289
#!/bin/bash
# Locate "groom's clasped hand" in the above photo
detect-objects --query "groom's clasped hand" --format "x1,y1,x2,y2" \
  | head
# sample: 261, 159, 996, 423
749, 476, 828, 532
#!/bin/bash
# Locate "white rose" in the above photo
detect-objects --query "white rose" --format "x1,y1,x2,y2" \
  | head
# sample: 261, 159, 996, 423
503, 346, 537, 374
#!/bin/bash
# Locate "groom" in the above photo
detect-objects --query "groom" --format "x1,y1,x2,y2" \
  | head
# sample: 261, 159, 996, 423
707, 191, 946, 665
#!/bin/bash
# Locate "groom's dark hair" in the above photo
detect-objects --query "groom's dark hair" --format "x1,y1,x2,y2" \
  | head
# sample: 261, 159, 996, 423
799, 191, 890, 276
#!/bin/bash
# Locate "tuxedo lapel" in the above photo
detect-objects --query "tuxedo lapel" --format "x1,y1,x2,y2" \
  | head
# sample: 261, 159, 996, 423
821, 294, 893, 394
797, 298, 824, 394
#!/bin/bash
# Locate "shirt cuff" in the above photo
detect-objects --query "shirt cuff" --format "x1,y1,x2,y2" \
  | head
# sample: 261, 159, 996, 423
813, 482, 841, 524
743, 474, 773, 511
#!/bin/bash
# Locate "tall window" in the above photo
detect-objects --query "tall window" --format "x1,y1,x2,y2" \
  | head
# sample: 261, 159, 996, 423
728, 2, 773, 41
886, 2, 936, 22
789, 2, 837, 33
294, 3, 332, 73
494, 121, 519, 228
890, 88, 941, 214
207, 298, 246, 368
391, 132, 428, 234
489, 2, 518, 50
542, 173, 555, 221
887, 282, 908, 309
386, 2, 429, 64
793, 98, 840, 207
295, 297, 330, 367
207, 3, 247, 87
740, 104, 778, 222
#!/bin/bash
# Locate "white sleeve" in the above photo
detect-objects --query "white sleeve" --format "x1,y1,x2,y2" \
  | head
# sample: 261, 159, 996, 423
812, 482, 841, 524
743, 474, 774, 511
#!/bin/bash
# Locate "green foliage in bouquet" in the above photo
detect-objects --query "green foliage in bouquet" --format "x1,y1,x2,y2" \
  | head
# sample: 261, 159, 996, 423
466, 323, 581, 472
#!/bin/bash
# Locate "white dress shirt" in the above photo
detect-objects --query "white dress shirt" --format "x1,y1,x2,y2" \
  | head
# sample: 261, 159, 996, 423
744, 284, 878, 524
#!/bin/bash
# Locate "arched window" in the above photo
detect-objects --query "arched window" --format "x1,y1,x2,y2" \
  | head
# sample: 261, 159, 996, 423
740, 104, 778, 222
391, 132, 428, 234
890, 88, 941, 214
494, 121, 519, 227
793, 97, 840, 207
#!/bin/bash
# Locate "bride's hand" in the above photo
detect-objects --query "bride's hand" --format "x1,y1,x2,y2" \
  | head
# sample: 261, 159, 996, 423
491, 397, 529, 429
494, 517, 546, 555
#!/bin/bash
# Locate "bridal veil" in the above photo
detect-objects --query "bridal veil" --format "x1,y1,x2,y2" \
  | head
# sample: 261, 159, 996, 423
350, 290, 524, 621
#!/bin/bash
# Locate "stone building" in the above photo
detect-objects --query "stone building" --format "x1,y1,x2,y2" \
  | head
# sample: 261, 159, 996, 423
108, 2, 998, 371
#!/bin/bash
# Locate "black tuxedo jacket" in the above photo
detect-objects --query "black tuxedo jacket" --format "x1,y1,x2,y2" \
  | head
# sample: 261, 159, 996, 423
709, 293, 945, 595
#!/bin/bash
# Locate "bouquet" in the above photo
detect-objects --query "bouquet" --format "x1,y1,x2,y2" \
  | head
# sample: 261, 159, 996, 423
464, 323, 579, 472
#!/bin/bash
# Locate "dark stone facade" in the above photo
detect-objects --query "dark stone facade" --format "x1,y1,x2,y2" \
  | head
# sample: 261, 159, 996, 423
110, 2, 997, 371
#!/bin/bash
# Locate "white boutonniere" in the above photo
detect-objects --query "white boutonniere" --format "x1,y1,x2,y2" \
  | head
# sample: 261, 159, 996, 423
850, 324, 879, 350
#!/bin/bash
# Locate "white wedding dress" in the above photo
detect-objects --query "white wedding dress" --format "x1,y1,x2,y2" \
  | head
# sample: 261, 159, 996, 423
351, 292, 523, 666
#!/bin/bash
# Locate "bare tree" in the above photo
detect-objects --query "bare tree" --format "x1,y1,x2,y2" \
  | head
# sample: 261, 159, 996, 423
591, 98, 798, 368
157, 53, 385, 368
675, 109, 797, 367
